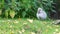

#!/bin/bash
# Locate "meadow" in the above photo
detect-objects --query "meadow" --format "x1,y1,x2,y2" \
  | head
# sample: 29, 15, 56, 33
0, 18, 60, 34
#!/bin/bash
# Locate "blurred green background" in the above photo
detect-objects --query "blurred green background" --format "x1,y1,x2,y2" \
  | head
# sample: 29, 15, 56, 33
0, 0, 58, 19
0, 0, 60, 34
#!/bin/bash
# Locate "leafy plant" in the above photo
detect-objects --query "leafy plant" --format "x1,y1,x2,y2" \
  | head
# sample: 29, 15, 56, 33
0, 9, 2, 15
22, 11, 27, 18
9, 10, 16, 18
5, 9, 9, 18
40, 0, 57, 18
0, 0, 56, 18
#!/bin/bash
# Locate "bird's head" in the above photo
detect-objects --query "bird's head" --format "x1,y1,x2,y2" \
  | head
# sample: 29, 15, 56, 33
37, 8, 43, 14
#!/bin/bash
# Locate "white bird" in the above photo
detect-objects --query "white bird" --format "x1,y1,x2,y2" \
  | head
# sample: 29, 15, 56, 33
36, 8, 47, 20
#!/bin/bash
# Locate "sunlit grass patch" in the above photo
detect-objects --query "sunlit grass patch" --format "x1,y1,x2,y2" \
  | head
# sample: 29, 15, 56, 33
0, 18, 60, 34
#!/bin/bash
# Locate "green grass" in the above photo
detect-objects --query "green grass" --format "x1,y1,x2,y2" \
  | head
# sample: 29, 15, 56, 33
0, 18, 60, 34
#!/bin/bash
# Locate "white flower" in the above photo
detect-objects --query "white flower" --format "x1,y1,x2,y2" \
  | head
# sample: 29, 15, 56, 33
27, 19, 33, 23
18, 31, 22, 34
31, 32, 35, 34
22, 29, 25, 32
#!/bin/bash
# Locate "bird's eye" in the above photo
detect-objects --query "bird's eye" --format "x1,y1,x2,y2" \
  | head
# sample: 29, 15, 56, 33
39, 9, 41, 11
